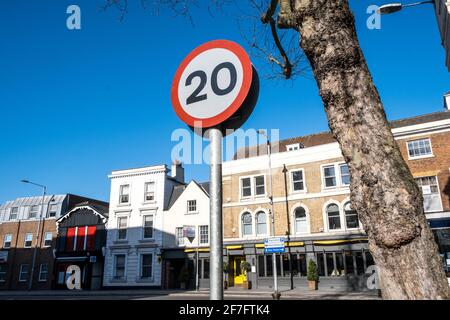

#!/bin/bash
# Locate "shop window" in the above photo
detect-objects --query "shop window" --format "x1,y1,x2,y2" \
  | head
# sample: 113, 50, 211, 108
298, 254, 307, 277
355, 251, 365, 275
0, 265, 7, 282
365, 251, 375, 269
326, 253, 335, 276
258, 256, 265, 277
266, 255, 273, 277
316, 253, 325, 277
203, 259, 210, 279
345, 251, 355, 275
335, 252, 345, 276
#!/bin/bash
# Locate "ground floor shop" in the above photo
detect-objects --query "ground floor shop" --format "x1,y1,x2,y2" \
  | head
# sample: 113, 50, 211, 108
429, 216, 450, 277
53, 254, 104, 290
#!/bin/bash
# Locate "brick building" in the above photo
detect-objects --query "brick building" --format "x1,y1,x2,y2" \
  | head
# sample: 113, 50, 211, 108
221, 104, 450, 291
0, 194, 108, 290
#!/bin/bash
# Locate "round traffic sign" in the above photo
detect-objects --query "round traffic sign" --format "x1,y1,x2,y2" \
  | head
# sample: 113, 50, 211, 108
171, 40, 256, 129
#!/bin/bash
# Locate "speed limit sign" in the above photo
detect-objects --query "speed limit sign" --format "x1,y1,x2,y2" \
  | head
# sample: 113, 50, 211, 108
171, 40, 259, 131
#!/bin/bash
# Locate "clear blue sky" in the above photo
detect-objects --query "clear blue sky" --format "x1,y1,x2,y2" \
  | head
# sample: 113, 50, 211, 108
0, 1, 449, 203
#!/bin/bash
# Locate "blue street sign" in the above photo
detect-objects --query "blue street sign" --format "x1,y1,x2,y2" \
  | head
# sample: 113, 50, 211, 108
264, 247, 285, 254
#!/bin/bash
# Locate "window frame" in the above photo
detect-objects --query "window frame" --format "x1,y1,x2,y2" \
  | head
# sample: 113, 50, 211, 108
240, 176, 252, 199
187, 200, 197, 214
43, 232, 52, 247
176, 227, 185, 246
290, 168, 307, 193
3, 234, 12, 249
48, 204, 58, 218
241, 212, 253, 237
38, 264, 48, 282
325, 203, 342, 231
19, 264, 29, 282
321, 162, 351, 190
142, 215, 154, 240
24, 233, 33, 248
9, 207, 18, 220
144, 182, 156, 203
199, 225, 209, 244
117, 216, 128, 241
293, 206, 309, 235
28, 205, 39, 219
343, 202, 360, 230
406, 138, 433, 160
286, 143, 300, 152
254, 175, 266, 197
339, 164, 351, 186
0, 264, 7, 282
239, 174, 267, 200
255, 211, 268, 236
140, 253, 153, 279
113, 254, 127, 280
119, 184, 130, 204
415, 175, 444, 213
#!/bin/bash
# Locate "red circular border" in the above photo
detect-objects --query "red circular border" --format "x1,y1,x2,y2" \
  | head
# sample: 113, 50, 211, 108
171, 40, 253, 128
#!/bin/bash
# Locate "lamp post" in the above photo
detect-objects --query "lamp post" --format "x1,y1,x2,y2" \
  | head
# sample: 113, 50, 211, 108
256, 130, 281, 300
20, 180, 46, 290
377, 1, 434, 15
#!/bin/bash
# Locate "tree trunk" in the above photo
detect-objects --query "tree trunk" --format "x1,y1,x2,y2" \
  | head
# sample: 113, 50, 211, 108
290, 0, 450, 299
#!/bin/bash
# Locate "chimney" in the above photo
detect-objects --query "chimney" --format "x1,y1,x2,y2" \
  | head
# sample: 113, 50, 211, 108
444, 92, 450, 111
171, 160, 184, 183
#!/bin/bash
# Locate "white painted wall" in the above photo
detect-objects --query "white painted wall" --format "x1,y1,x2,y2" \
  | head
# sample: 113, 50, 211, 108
103, 165, 181, 287
163, 181, 210, 248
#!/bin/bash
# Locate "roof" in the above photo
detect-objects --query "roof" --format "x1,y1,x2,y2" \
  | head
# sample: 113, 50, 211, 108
0, 195, 67, 210
166, 180, 210, 210
233, 110, 450, 160
72, 201, 109, 217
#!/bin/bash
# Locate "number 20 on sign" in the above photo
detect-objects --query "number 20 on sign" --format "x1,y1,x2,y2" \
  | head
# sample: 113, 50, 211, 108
171, 40, 258, 131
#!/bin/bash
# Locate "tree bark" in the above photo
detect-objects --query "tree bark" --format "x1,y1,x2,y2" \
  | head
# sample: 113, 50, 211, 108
289, 0, 450, 299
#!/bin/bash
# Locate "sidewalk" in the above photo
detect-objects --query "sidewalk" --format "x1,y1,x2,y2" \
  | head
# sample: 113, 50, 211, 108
0, 287, 380, 299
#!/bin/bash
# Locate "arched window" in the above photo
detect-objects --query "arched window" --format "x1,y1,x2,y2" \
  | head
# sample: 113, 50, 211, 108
242, 212, 253, 236
344, 202, 359, 229
326, 204, 341, 230
256, 211, 267, 235
294, 207, 308, 234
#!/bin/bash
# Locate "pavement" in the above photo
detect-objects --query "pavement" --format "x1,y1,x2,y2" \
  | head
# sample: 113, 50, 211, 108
0, 287, 381, 300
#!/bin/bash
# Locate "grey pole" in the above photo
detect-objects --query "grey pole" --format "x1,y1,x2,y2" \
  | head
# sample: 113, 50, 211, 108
209, 127, 224, 300
196, 227, 199, 292
29, 185, 46, 290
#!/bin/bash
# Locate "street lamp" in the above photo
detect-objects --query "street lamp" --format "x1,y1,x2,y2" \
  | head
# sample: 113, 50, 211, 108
256, 130, 281, 300
377, 1, 434, 15
21, 179, 46, 290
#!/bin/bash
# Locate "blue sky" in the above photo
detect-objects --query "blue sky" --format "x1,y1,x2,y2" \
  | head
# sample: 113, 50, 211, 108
0, 0, 449, 203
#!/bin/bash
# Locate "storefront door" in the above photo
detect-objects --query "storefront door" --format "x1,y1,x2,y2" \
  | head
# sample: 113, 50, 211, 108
233, 256, 246, 285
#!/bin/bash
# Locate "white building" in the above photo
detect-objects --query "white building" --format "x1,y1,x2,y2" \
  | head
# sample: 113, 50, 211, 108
161, 181, 210, 289
103, 163, 184, 288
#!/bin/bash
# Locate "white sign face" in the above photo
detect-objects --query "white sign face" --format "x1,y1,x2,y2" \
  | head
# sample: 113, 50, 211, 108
183, 225, 196, 238
178, 48, 244, 119
264, 237, 285, 248
66, 265, 81, 290
171, 40, 253, 128
422, 185, 432, 195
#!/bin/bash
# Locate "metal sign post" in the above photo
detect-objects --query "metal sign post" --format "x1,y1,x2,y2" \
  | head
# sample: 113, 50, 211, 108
171, 40, 259, 300
209, 127, 223, 300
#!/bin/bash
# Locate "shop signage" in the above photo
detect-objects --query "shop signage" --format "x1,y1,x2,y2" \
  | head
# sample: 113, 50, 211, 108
183, 225, 196, 239
264, 237, 286, 254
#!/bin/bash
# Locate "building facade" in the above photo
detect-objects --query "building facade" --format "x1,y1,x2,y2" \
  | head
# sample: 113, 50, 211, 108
103, 163, 184, 288
0, 194, 107, 290
54, 202, 109, 290
435, 0, 450, 71
221, 108, 450, 291
161, 180, 210, 289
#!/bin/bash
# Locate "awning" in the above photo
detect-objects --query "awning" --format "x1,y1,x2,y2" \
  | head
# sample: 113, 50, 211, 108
56, 256, 88, 262
255, 241, 304, 248
184, 248, 210, 253
226, 245, 243, 250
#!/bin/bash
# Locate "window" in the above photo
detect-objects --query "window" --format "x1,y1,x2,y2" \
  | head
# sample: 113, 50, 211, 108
187, 200, 197, 213
119, 185, 130, 204
29, 205, 39, 219
117, 217, 128, 240
199, 225, 208, 244
44, 232, 52, 247
143, 215, 153, 239
344, 202, 359, 229
287, 143, 300, 151
256, 212, 267, 236
326, 204, 341, 230
144, 182, 155, 202
241, 178, 252, 198
39, 264, 48, 282
114, 255, 126, 280
339, 164, 350, 186
254, 176, 265, 196
19, 264, 29, 282
294, 207, 308, 234
203, 259, 210, 279
24, 233, 33, 248
242, 212, 253, 236
140, 254, 153, 279
3, 234, 12, 249
416, 176, 443, 212
9, 207, 18, 220
66, 227, 76, 251
323, 166, 337, 188
292, 170, 305, 192
176, 227, 184, 245
407, 138, 432, 158
0, 265, 7, 282
48, 204, 58, 218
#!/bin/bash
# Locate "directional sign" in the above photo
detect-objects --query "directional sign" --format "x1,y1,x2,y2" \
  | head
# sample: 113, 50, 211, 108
171, 40, 259, 132
264, 237, 285, 254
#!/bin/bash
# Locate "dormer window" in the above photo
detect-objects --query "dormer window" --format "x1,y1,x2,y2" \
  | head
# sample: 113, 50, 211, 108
286, 143, 300, 152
